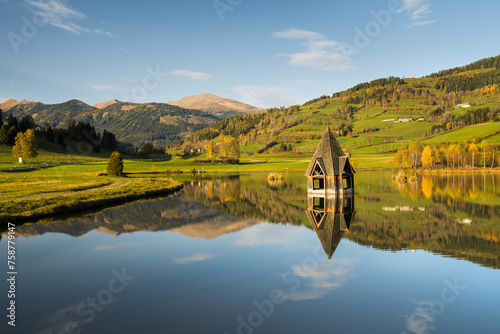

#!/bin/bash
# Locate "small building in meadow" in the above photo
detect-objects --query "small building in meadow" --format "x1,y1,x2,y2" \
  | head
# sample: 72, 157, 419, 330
398, 117, 413, 123
305, 127, 355, 197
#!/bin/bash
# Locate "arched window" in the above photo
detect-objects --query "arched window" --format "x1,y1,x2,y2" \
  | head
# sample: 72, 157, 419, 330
312, 160, 325, 190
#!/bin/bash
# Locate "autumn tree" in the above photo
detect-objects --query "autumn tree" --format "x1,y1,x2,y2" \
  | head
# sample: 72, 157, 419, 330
207, 140, 214, 159
421, 145, 434, 168
408, 142, 422, 168
12, 133, 24, 162
394, 146, 412, 169
107, 151, 124, 176
24, 129, 38, 162
12, 129, 38, 163
480, 141, 490, 168
219, 137, 240, 160
446, 145, 460, 168
469, 143, 479, 167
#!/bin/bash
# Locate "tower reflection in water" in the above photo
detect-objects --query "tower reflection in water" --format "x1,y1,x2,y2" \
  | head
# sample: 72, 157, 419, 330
306, 195, 356, 259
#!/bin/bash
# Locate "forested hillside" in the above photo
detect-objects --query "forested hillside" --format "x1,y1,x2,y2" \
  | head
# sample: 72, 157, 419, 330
181, 55, 500, 168
6, 100, 219, 147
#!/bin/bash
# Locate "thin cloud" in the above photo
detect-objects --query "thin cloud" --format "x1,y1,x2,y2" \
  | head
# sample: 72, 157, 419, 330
271, 28, 325, 41
0, 97, 8, 103
118, 47, 131, 54
272, 28, 353, 71
230, 85, 300, 109
171, 70, 213, 81
174, 252, 215, 264
399, 0, 436, 28
409, 20, 437, 27
24, 0, 113, 36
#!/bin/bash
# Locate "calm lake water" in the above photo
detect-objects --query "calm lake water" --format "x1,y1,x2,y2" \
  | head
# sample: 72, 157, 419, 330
1, 171, 500, 334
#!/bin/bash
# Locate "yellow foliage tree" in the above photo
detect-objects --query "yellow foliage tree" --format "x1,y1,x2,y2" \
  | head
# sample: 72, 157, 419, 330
12, 129, 38, 163
469, 143, 479, 167
394, 146, 413, 169
408, 142, 422, 168
490, 84, 499, 95
421, 145, 434, 168
481, 141, 490, 168
446, 145, 460, 168
219, 137, 240, 160
207, 140, 214, 159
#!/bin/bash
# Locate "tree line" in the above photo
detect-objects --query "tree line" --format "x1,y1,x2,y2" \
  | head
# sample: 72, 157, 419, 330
394, 141, 498, 169
0, 110, 120, 163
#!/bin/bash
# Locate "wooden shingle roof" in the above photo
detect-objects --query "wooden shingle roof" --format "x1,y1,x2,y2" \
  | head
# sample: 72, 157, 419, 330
305, 127, 346, 176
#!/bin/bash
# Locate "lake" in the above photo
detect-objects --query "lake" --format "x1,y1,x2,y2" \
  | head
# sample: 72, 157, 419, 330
1, 171, 499, 334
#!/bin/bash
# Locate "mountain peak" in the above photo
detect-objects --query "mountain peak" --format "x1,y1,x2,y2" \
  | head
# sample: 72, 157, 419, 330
93, 99, 121, 109
168, 93, 265, 117
0, 98, 38, 111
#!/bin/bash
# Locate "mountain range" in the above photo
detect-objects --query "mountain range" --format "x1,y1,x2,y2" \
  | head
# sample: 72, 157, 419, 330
0, 94, 264, 147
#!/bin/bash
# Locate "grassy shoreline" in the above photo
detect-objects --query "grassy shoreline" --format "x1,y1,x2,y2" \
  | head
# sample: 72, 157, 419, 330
0, 177, 183, 225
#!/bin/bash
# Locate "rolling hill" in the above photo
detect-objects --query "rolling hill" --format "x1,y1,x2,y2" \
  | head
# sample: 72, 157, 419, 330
168, 93, 265, 118
182, 55, 500, 167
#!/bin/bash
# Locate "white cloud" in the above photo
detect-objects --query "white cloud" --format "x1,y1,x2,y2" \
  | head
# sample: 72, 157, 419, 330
230, 85, 300, 109
282, 259, 357, 301
233, 224, 302, 246
0, 97, 8, 103
24, 0, 113, 36
90, 84, 125, 92
402, 300, 437, 334
399, 0, 436, 28
174, 252, 215, 264
171, 70, 213, 81
272, 28, 353, 71
271, 29, 325, 41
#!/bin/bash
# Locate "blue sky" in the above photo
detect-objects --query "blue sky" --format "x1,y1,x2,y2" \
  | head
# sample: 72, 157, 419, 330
1, 0, 500, 108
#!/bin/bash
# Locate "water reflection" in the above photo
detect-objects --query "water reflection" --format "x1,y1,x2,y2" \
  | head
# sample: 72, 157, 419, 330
3, 172, 499, 269
306, 195, 355, 259
392, 172, 498, 202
